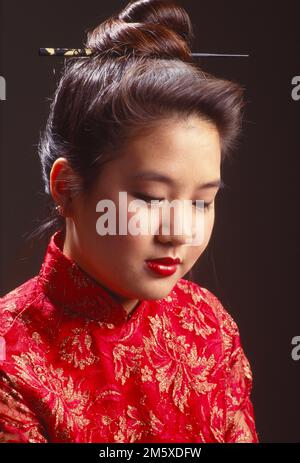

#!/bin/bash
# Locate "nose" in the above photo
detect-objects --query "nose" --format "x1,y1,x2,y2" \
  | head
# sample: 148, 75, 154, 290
155, 202, 198, 246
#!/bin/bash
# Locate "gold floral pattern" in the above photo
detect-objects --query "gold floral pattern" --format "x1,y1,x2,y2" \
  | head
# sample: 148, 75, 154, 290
113, 344, 144, 385
0, 371, 47, 443
0, 229, 259, 442
9, 348, 91, 437
100, 403, 164, 443
178, 302, 216, 339
59, 327, 99, 370
141, 364, 154, 382
143, 313, 217, 413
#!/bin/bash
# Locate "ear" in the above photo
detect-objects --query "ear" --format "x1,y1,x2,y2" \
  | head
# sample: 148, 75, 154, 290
49, 157, 78, 215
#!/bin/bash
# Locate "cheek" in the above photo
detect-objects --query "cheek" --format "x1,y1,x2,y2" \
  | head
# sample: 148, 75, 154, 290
126, 206, 160, 237
188, 208, 215, 246
202, 209, 215, 245
76, 195, 101, 233
187, 210, 215, 257
205, 208, 215, 231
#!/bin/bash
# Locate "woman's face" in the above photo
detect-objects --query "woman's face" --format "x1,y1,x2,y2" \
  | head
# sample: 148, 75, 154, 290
61, 115, 221, 311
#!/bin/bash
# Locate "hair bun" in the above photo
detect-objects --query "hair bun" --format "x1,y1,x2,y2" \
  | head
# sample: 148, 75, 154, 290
85, 0, 194, 61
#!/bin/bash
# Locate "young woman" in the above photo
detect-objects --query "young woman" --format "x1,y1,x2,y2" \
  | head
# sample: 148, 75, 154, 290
0, 0, 258, 443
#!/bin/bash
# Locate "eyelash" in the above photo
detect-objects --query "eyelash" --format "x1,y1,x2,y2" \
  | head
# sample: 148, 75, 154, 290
133, 194, 213, 210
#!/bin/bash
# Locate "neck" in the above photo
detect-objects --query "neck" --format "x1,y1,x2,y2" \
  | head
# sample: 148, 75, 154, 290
62, 222, 140, 316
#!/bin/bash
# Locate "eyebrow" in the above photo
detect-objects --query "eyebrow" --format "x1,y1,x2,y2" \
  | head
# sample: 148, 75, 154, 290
130, 171, 225, 190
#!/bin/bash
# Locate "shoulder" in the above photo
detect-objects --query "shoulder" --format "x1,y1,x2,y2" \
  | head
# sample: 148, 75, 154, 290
172, 278, 238, 329
172, 279, 254, 384
170, 278, 242, 357
0, 276, 41, 337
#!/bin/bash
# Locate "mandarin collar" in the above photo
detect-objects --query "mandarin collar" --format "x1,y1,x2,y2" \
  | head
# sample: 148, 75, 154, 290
37, 228, 142, 325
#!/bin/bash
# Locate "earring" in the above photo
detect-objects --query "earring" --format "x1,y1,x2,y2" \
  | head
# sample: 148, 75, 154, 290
55, 204, 65, 216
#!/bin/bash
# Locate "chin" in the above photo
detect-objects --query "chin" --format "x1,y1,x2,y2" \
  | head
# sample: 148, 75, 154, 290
136, 280, 177, 301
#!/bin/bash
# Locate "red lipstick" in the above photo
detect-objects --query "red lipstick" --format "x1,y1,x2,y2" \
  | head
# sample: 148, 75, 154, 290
145, 257, 181, 276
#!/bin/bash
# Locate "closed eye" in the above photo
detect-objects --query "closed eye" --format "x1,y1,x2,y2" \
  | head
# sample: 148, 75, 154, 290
133, 193, 164, 204
193, 200, 214, 210
133, 193, 213, 210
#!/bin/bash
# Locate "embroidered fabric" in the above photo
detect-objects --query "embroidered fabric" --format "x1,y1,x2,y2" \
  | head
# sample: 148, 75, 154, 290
0, 230, 259, 443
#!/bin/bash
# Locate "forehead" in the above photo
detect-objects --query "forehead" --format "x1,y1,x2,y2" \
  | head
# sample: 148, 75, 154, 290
119, 116, 221, 182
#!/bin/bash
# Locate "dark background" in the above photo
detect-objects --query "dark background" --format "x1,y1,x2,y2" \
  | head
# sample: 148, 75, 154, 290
0, 0, 299, 442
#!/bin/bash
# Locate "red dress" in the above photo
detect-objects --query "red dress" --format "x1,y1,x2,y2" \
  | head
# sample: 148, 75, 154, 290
0, 230, 259, 443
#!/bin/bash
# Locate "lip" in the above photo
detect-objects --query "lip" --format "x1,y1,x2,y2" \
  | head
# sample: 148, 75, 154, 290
145, 257, 182, 276
146, 257, 182, 265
